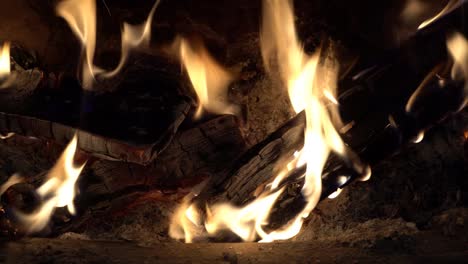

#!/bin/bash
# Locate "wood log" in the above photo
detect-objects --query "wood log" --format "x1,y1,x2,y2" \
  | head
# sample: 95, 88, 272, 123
202, 3, 468, 212
55, 115, 247, 234
0, 53, 194, 165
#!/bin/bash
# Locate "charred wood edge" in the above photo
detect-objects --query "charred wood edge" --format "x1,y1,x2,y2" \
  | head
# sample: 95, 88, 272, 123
0, 101, 191, 165
52, 115, 247, 234
199, 112, 305, 205
4, 237, 468, 263
198, 1, 468, 220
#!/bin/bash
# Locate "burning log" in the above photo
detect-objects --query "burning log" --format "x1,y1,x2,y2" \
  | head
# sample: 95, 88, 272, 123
197, 0, 468, 234
0, 48, 195, 165
0, 114, 246, 236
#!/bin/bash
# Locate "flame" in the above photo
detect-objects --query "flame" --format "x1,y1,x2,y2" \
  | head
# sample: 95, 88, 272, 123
169, 199, 203, 243
15, 135, 86, 232
0, 174, 22, 196
413, 131, 425, 143
170, 0, 357, 243
0, 41, 10, 80
99, 0, 161, 78
0, 132, 15, 139
56, 0, 97, 89
328, 188, 343, 199
56, 0, 160, 89
418, 0, 462, 30
447, 32, 468, 109
0, 41, 10, 78
175, 37, 238, 119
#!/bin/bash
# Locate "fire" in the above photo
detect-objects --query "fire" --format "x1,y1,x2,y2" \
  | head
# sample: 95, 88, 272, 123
170, 0, 358, 242
0, 132, 15, 139
175, 37, 238, 119
0, 174, 22, 196
56, 0, 97, 89
14, 135, 86, 232
418, 0, 462, 30
100, 0, 161, 79
447, 32, 468, 109
56, 0, 160, 89
0, 41, 10, 78
413, 131, 425, 143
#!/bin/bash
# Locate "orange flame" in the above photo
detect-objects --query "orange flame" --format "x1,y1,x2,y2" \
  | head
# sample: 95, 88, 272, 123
418, 0, 462, 30
170, 0, 360, 243
0, 174, 22, 196
0, 41, 10, 78
447, 32, 468, 109
56, 0, 160, 89
100, 0, 161, 78
56, 0, 97, 89
15, 135, 86, 232
174, 37, 238, 119
0, 132, 15, 139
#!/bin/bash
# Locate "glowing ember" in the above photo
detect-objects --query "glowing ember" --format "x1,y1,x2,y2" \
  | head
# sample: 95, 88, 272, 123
174, 37, 239, 119
14, 135, 86, 232
170, 0, 362, 243
56, 0, 160, 89
0, 41, 10, 79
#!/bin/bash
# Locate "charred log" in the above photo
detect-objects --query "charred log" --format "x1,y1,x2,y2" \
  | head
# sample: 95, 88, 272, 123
202, 3, 468, 227
0, 115, 246, 236
0, 52, 195, 165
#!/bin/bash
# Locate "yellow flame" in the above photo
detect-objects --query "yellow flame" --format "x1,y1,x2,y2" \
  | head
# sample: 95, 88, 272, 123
15, 135, 86, 232
418, 0, 462, 30
328, 188, 343, 199
176, 37, 238, 119
413, 131, 425, 143
56, 0, 160, 89
0, 174, 22, 196
169, 200, 202, 243
56, 0, 97, 90
447, 32, 468, 109
0, 132, 15, 139
100, 0, 161, 78
170, 0, 353, 243
0, 42, 10, 78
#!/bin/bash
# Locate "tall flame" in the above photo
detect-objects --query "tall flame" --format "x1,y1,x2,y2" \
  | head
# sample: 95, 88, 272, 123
56, 0, 97, 89
170, 0, 352, 242
418, 0, 462, 30
447, 32, 468, 109
56, 0, 160, 89
0, 41, 10, 78
176, 37, 238, 119
15, 135, 86, 232
99, 0, 161, 78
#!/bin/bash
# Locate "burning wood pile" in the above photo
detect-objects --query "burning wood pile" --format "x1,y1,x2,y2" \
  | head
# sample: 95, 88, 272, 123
0, 0, 467, 262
